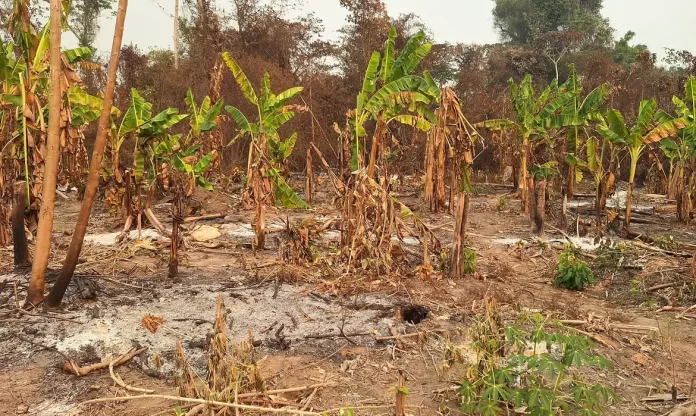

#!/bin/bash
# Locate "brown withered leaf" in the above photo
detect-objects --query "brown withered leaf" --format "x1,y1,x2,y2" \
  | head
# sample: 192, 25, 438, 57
141, 314, 166, 334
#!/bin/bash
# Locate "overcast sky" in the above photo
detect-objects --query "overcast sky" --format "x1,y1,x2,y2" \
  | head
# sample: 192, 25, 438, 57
64, 0, 695, 62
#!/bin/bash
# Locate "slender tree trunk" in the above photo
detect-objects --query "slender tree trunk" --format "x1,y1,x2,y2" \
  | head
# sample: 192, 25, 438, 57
45, 0, 128, 308
595, 179, 602, 227
25, 0, 63, 307
626, 158, 637, 229
255, 202, 265, 249
520, 136, 529, 213
449, 192, 469, 279
533, 179, 546, 234
12, 181, 29, 269
527, 175, 536, 225
173, 0, 179, 70
367, 120, 384, 179
305, 148, 313, 204
169, 181, 184, 279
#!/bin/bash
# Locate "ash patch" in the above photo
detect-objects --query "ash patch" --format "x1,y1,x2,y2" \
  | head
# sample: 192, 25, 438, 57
1, 282, 399, 377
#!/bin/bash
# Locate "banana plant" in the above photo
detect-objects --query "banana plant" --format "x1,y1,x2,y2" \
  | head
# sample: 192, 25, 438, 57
597, 100, 688, 228
352, 27, 441, 176
222, 52, 309, 209
566, 131, 623, 226
550, 65, 609, 197
184, 88, 224, 147
659, 77, 696, 221
478, 75, 578, 213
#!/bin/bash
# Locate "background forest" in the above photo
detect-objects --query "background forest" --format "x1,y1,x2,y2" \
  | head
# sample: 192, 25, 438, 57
4, 0, 694, 177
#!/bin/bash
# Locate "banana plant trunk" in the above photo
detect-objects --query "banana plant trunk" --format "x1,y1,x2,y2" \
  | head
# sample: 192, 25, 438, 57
532, 179, 546, 234
566, 126, 578, 198
25, 0, 64, 307
677, 163, 692, 223
12, 181, 29, 269
305, 148, 313, 204
520, 135, 529, 213
667, 160, 677, 200
45, 0, 128, 308
367, 119, 385, 179
625, 157, 638, 229
449, 192, 470, 279
567, 164, 575, 198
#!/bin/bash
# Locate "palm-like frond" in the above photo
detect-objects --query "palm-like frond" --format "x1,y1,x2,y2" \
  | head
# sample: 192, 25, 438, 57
222, 52, 258, 105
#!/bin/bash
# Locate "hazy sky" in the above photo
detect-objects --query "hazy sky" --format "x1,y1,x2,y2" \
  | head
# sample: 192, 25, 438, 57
64, 0, 695, 62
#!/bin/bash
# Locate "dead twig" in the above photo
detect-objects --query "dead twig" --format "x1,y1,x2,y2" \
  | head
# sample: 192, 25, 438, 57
648, 282, 679, 293
79, 394, 323, 415
109, 358, 155, 393
65, 347, 147, 376
183, 213, 225, 223
236, 382, 337, 399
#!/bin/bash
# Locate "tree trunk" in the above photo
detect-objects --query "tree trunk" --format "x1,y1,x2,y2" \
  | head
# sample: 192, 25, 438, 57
12, 181, 29, 269
305, 148, 313, 204
449, 192, 469, 279
367, 120, 384, 179
533, 179, 546, 234
625, 181, 633, 229
169, 181, 184, 279
45, 0, 128, 308
527, 175, 536, 225
595, 180, 602, 227
567, 164, 575, 198
520, 136, 529, 213
25, 0, 64, 307
626, 157, 638, 229
395, 370, 407, 416
255, 202, 265, 249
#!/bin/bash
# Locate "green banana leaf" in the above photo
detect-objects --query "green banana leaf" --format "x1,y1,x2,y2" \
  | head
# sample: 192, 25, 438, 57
222, 52, 258, 105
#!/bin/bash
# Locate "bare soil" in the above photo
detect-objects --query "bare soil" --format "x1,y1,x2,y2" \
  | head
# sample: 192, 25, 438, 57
1, 179, 695, 415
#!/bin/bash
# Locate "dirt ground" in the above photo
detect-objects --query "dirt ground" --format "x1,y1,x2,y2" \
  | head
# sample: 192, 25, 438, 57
1, 177, 696, 416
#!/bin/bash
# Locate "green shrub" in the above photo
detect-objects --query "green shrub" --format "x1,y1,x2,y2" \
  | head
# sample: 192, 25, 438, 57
463, 248, 477, 274
458, 304, 618, 416
554, 244, 595, 291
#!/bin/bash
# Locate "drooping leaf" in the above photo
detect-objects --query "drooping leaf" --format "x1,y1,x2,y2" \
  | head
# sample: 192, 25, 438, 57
635, 99, 657, 133
222, 52, 258, 105
476, 118, 516, 131
390, 114, 432, 132
200, 98, 224, 132
389, 30, 427, 81
63, 46, 94, 64
644, 117, 688, 143
224, 105, 251, 132
272, 87, 304, 109
605, 109, 629, 138
271, 172, 310, 209
193, 152, 214, 174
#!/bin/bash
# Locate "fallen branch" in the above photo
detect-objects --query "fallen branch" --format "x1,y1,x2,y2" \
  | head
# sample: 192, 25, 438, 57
183, 213, 226, 223
677, 304, 696, 320
143, 207, 171, 237
648, 282, 678, 292
109, 358, 155, 393
299, 388, 319, 412
560, 320, 658, 333
235, 382, 337, 399
375, 330, 445, 341
64, 347, 147, 376
79, 394, 323, 415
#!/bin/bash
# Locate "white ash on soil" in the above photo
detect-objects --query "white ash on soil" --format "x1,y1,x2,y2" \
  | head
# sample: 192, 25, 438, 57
1, 281, 401, 378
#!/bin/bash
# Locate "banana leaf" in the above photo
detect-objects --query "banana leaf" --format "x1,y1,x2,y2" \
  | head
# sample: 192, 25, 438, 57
222, 52, 258, 105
